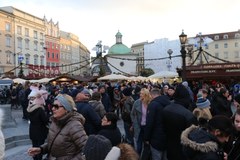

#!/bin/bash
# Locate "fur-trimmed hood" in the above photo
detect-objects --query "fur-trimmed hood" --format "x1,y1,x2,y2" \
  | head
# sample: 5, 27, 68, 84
181, 125, 218, 153
27, 104, 45, 113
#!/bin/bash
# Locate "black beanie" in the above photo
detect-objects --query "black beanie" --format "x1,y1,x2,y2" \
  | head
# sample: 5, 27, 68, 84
173, 84, 190, 100
84, 135, 112, 160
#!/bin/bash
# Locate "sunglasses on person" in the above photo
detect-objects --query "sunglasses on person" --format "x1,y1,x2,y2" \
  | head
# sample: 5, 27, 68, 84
52, 104, 64, 110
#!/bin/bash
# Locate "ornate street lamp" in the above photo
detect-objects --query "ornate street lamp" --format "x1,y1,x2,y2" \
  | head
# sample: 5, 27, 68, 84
167, 49, 173, 71
179, 30, 187, 81
95, 41, 105, 76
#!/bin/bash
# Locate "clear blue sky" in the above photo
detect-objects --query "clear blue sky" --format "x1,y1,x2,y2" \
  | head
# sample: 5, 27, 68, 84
2, 0, 240, 55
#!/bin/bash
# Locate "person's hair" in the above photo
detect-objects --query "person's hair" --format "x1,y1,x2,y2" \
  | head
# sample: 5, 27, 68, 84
193, 108, 212, 127
207, 115, 233, 137
232, 108, 240, 122
91, 92, 101, 101
118, 143, 139, 160
220, 88, 228, 95
140, 88, 152, 105
150, 88, 161, 96
105, 112, 119, 126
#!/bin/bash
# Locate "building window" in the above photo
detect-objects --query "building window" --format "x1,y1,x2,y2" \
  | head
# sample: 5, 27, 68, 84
52, 43, 54, 49
235, 42, 239, 47
17, 26, 22, 35
40, 43, 44, 52
40, 56, 44, 65
34, 56, 38, 65
25, 28, 29, 37
52, 53, 54, 58
215, 52, 219, 58
223, 34, 228, 39
224, 43, 228, 48
5, 37, 11, 47
56, 53, 58, 59
214, 35, 219, 40
34, 31, 37, 39
25, 39, 29, 49
17, 38, 22, 49
40, 33, 43, 40
5, 23, 11, 32
224, 52, 228, 59
47, 62, 50, 66
215, 44, 219, 49
235, 51, 240, 58
47, 52, 50, 58
51, 63, 55, 67
6, 53, 11, 64
34, 42, 38, 51
120, 61, 124, 67
25, 56, 29, 65
235, 33, 240, 38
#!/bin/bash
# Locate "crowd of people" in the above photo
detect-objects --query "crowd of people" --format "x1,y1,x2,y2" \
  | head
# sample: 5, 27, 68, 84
1, 79, 240, 160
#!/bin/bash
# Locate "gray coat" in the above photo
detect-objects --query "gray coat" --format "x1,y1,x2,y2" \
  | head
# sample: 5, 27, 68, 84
131, 99, 142, 140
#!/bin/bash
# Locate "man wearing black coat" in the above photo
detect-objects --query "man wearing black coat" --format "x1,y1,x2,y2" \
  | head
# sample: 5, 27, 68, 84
98, 112, 121, 146
163, 84, 197, 160
144, 88, 171, 160
98, 85, 112, 112
74, 88, 101, 135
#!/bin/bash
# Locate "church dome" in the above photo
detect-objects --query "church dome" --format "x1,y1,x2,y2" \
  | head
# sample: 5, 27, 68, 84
108, 31, 131, 55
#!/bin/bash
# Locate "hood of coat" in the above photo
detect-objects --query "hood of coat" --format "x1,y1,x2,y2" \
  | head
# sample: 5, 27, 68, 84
89, 100, 101, 108
151, 95, 170, 107
181, 125, 219, 153
27, 104, 45, 113
52, 111, 85, 127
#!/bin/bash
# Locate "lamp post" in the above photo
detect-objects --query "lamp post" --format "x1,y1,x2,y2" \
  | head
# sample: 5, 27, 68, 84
18, 54, 24, 78
167, 49, 173, 71
179, 30, 188, 81
95, 41, 105, 76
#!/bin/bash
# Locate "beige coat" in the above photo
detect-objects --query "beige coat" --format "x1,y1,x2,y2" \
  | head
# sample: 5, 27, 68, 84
41, 111, 88, 160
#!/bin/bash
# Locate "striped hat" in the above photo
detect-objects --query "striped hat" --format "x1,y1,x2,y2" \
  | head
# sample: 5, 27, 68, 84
196, 93, 211, 108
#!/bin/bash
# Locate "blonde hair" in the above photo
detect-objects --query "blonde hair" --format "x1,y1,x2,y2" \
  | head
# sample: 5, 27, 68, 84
118, 143, 139, 160
140, 88, 152, 105
193, 107, 212, 121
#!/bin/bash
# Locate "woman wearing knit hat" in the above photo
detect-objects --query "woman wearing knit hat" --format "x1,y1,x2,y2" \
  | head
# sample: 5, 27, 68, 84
193, 92, 212, 127
27, 90, 49, 160
28, 94, 88, 160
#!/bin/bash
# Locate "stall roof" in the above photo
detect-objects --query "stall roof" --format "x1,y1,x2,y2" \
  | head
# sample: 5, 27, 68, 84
49, 75, 98, 83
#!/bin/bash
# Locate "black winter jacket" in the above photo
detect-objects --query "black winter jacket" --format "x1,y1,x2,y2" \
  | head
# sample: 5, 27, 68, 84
181, 125, 225, 160
144, 95, 170, 150
98, 124, 122, 146
76, 101, 101, 135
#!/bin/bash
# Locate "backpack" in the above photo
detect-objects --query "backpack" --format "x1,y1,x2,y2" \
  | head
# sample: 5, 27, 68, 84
121, 97, 134, 123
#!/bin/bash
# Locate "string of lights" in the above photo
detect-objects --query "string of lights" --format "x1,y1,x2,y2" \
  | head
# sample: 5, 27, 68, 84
189, 50, 202, 66
54, 57, 91, 68
203, 50, 230, 63
106, 60, 133, 76
0, 65, 21, 76
62, 56, 98, 75
105, 55, 182, 61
